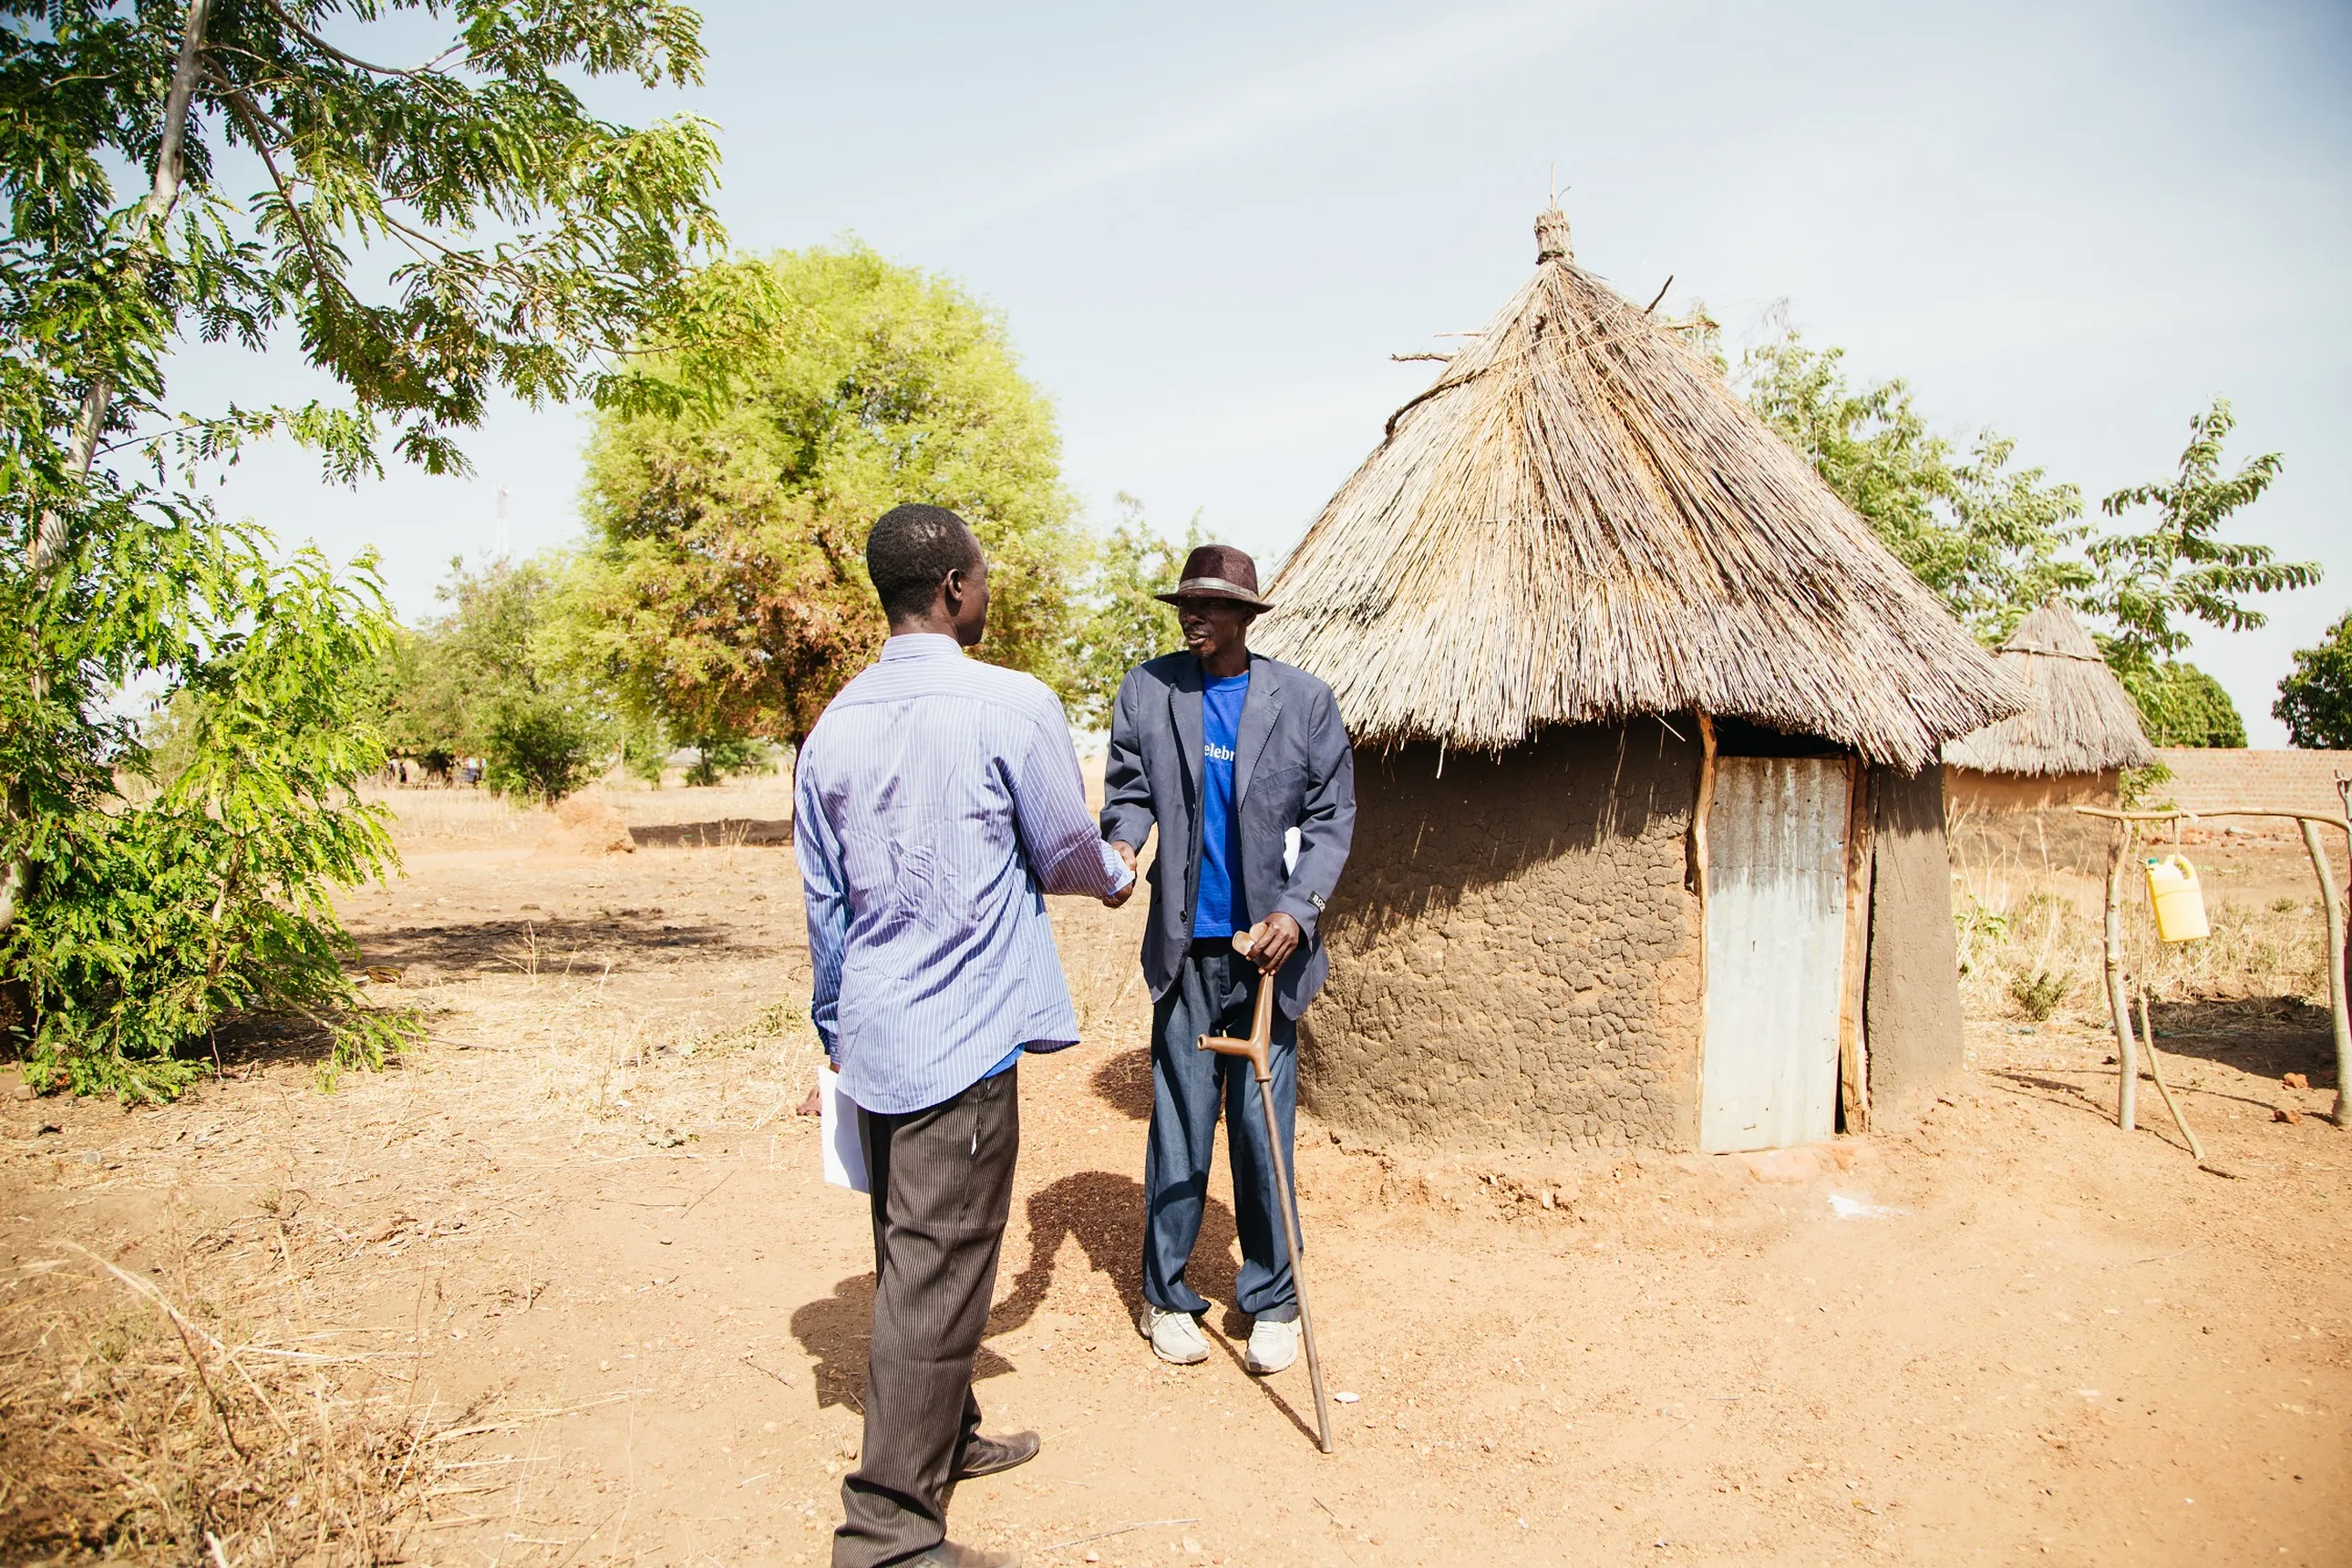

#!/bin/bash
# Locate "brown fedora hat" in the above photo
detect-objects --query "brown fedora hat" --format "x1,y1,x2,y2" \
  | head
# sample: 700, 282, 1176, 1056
1154, 543, 1273, 610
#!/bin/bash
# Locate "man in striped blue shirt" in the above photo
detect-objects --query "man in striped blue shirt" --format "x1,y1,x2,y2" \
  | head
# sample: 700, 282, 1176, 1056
797, 504, 1133, 1568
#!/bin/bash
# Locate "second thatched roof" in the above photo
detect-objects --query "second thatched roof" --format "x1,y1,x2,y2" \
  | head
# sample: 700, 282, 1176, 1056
1940, 598, 2156, 775
1254, 207, 2025, 771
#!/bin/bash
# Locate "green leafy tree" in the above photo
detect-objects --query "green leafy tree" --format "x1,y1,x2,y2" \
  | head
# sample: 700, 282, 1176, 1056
383, 555, 613, 801
2275, 612, 2352, 749
2086, 398, 2317, 678
2, 2, 722, 1095
10, 532, 414, 1098
565, 243, 1082, 750
682, 735, 774, 787
1745, 328, 2315, 750
2126, 661, 2247, 748
2081, 400, 2312, 748
1739, 325, 2088, 641
483, 702, 603, 806
1063, 494, 1199, 730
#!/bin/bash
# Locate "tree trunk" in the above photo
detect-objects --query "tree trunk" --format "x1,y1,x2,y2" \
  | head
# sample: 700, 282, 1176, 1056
27, 0, 212, 576
4, 0, 214, 951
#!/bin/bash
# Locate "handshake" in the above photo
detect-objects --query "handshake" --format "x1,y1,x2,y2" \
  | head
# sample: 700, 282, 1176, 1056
1104, 840, 1139, 910
1099, 841, 1300, 972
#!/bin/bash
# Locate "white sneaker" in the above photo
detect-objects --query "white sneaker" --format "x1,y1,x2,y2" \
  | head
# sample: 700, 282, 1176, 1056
1142, 1305, 1209, 1366
1243, 1315, 1299, 1375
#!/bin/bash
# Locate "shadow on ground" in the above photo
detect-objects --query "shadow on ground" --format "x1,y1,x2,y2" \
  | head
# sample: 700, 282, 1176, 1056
989, 1169, 1241, 1333
628, 819, 794, 850
356, 914, 770, 981
789, 1274, 1017, 1413
2137, 997, 2338, 1088
789, 1169, 1324, 1439
1091, 1047, 1153, 1121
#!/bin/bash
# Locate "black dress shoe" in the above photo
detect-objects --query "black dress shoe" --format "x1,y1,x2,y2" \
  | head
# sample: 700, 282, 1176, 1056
907, 1542, 1020, 1567
951, 1429, 1039, 1480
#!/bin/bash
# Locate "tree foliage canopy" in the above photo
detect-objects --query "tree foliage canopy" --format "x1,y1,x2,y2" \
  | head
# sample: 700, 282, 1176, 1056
2124, 660, 2247, 748
566, 242, 1082, 747
1742, 324, 2312, 750
2083, 399, 2315, 672
1739, 325, 2089, 644
2274, 612, 2352, 751
1, 1, 722, 1095
6, 528, 413, 1098
2, 0, 724, 486
380, 554, 609, 801
1061, 494, 1196, 731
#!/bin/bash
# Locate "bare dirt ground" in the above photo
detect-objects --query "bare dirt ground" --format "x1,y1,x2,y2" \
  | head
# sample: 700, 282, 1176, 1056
5, 780, 2347, 1566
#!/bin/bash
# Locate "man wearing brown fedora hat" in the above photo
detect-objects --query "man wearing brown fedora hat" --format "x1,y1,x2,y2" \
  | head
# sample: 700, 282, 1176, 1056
1100, 543, 1356, 1375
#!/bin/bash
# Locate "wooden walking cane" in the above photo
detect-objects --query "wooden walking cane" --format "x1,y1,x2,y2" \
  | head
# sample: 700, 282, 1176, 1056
1196, 923, 1334, 1455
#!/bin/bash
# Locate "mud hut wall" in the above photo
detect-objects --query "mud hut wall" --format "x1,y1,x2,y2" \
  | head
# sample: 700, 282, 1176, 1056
1943, 766, 2122, 881
1302, 719, 1704, 1151
1943, 767, 2120, 813
1865, 765, 1968, 1118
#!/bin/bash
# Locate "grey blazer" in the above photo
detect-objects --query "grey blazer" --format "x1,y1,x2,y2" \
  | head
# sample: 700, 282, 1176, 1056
1100, 652, 1357, 1019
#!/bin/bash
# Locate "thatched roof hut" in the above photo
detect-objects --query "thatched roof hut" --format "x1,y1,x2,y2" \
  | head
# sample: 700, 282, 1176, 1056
1260, 206, 2023, 771
1256, 207, 2024, 1155
1941, 597, 2153, 870
1941, 599, 2154, 776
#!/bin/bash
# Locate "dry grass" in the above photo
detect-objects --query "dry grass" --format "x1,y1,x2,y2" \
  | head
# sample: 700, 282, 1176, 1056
1942, 599, 2156, 775
1256, 204, 2025, 768
358, 785, 544, 849
0, 1241, 475, 1566
357, 774, 797, 854
1954, 873, 2333, 1028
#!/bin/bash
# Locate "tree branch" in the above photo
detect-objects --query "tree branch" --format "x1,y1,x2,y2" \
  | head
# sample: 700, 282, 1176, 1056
28, 0, 213, 579
262, 0, 462, 78
213, 81, 356, 328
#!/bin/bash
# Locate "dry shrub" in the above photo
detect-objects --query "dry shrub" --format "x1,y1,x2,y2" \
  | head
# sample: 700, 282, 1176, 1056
0, 1252, 469, 1565
1955, 868, 2335, 1026
2007, 966, 2075, 1021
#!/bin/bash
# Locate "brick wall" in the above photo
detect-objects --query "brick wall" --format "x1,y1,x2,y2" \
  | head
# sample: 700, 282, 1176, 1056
2153, 748, 2352, 817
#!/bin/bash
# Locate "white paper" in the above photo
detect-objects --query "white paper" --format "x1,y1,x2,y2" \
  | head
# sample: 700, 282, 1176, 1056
820, 1066, 869, 1192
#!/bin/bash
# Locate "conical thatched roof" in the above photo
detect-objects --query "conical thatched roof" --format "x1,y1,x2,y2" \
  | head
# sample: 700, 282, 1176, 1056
1253, 207, 2026, 770
1941, 598, 2155, 775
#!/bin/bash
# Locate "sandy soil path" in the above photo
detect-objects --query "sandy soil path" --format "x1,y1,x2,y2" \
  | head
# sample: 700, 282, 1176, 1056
5, 782, 2346, 1566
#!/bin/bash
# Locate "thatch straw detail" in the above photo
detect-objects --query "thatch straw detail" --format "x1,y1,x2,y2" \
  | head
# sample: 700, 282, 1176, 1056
1254, 208, 2027, 771
1941, 598, 2155, 775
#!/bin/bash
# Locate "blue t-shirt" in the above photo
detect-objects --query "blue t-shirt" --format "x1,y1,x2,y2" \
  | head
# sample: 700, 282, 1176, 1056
1193, 670, 1251, 938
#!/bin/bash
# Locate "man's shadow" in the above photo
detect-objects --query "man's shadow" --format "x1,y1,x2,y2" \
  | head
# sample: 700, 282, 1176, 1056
789, 1274, 1017, 1412
987, 1170, 1235, 1333
1090, 1047, 1153, 1121
995, 1170, 1317, 1444
789, 1167, 1317, 1441
786, 1049, 1163, 1411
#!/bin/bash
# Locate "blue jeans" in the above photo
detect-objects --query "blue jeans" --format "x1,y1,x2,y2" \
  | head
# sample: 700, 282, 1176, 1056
1141, 945, 1300, 1323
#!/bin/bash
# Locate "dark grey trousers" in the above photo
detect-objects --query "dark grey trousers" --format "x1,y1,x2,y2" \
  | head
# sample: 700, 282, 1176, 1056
835, 1066, 1019, 1568
1141, 947, 1300, 1323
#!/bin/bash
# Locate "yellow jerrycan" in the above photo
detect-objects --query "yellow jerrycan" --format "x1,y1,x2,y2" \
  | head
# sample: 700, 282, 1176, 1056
2143, 854, 2210, 942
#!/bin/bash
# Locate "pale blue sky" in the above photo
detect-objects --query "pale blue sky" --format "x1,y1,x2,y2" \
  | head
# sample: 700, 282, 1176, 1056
177, 0, 2352, 743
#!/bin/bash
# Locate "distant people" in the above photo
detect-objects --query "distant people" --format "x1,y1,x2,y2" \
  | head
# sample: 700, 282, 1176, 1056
796, 503, 1134, 1568
1100, 544, 1356, 1374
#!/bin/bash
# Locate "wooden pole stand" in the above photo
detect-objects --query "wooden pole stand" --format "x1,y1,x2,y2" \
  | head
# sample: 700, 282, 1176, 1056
2080, 805, 2351, 1132
2102, 822, 2138, 1132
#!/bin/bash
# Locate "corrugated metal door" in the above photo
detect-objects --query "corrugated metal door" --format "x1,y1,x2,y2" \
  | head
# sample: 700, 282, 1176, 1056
1699, 757, 1852, 1153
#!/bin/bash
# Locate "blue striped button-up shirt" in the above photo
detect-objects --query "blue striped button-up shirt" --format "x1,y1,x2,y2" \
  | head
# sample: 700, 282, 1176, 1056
795, 634, 1133, 1115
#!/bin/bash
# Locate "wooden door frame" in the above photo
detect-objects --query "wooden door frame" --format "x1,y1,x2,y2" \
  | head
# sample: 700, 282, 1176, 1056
1836, 758, 1876, 1132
